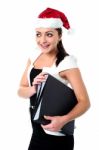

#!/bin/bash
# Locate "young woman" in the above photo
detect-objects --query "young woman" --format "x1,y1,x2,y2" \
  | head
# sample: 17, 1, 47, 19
17, 8, 90, 150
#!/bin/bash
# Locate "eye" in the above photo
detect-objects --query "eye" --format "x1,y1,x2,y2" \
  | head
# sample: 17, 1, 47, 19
36, 33, 41, 37
47, 33, 53, 37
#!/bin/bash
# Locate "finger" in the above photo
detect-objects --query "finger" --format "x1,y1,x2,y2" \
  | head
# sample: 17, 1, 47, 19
40, 72, 48, 76
32, 80, 44, 85
36, 76, 46, 81
33, 77, 46, 83
41, 124, 52, 129
44, 115, 53, 120
38, 73, 48, 79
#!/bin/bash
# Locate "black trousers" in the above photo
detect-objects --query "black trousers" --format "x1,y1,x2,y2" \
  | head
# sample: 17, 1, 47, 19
28, 131, 74, 150
28, 107, 74, 150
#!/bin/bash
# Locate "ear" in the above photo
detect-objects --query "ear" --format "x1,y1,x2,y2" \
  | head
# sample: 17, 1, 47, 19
58, 38, 62, 43
59, 38, 61, 42
59, 34, 62, 41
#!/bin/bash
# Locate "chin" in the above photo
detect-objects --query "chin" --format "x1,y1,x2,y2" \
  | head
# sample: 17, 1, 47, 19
40, 48, 51, 53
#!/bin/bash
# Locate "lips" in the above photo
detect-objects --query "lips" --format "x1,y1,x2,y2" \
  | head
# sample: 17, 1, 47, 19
40, 44, 50, 49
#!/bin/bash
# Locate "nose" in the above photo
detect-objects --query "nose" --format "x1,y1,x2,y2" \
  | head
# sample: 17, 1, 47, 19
40, 35, 47, 44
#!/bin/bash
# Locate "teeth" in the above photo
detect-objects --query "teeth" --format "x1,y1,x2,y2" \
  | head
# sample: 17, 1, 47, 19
41, 45, 49, 48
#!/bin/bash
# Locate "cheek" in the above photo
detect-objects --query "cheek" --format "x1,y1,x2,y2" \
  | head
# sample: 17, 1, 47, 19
49, 37, 59, 44
51, 39, 59, 47
35, 38, 39, 44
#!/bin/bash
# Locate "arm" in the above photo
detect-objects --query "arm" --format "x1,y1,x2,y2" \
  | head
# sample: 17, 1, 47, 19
60, 68, 90, 124
17, 59, 37, 99
42, 68, 90, 132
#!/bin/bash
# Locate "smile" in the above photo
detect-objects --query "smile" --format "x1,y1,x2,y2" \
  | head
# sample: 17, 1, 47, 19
40, 44, 50, 49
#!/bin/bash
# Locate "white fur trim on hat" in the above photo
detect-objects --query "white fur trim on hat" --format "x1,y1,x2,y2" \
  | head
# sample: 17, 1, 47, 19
34, 18, 63, 28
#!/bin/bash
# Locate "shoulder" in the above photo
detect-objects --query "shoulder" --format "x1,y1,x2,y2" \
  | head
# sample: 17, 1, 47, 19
57, 55, 78, 72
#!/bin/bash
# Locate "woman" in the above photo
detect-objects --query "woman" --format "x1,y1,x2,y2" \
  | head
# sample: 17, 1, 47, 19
17, 8, 90, 150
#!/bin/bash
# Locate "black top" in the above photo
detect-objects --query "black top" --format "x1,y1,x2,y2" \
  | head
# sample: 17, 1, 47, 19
28, 68, 74, 150
30, 68, 42, 106
29, 67, 46, 136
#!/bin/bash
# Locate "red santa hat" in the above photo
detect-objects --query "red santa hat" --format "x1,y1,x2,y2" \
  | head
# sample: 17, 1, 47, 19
35, 7, 70, 30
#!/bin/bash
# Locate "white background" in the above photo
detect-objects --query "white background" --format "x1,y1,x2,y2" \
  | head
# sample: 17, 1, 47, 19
0, 0, 99, 149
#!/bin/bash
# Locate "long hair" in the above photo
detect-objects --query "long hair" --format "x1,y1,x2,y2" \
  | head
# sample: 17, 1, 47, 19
55, 28, 69, 66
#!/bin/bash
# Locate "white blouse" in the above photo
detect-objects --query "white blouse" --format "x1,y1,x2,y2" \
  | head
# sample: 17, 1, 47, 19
28, 48, 78, 136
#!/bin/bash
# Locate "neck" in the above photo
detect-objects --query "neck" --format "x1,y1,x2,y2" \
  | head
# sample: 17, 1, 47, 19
43, 49, 58, 58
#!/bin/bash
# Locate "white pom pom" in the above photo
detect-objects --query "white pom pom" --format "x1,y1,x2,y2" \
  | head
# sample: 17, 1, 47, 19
67, 28, 74, 35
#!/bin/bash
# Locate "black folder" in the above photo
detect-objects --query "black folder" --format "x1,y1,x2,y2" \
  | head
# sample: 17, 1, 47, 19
33, 74, 78, 135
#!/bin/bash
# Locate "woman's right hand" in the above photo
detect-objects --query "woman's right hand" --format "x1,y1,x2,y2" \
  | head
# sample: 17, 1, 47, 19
32, 73, 48, 86
17, 73, 48, 99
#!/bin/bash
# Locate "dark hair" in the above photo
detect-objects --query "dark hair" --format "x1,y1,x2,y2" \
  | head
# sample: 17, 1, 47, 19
55, 28, 69, 66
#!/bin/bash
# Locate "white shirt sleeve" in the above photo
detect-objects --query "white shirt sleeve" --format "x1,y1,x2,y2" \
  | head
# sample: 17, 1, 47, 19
57, 55, 78, 72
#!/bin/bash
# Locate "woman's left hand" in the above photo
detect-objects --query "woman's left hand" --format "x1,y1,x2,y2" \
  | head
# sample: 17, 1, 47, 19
41, 115, 66, 132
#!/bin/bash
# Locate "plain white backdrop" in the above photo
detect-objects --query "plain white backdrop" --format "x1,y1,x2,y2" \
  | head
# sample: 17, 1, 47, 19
0, 0, 99, 149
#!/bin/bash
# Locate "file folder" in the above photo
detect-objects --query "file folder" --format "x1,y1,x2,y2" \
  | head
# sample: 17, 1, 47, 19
33, 74, 78, 135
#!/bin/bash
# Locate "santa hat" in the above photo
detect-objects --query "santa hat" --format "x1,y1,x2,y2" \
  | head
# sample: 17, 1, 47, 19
34, 7, 70, 30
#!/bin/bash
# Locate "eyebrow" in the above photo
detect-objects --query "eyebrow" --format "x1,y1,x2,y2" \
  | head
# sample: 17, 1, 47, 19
36, 31, 54, 34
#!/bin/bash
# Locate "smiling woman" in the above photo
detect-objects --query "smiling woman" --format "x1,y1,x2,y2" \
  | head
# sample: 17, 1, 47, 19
36, 28, 59, 52
35, 28, 69, 67
35, 28, 60, 53
17, 7, 90, 150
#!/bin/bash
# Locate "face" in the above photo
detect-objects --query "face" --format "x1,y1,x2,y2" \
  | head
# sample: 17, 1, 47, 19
35, 28, 61, 54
